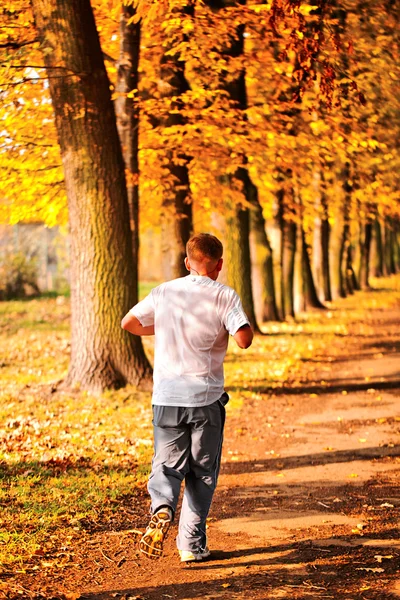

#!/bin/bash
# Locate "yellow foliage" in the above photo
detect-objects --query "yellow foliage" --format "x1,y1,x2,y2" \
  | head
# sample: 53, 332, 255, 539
0, 0, 399, 232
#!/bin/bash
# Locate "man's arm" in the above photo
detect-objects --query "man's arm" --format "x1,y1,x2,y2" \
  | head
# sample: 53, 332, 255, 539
121, 313, 155, 336
233, 324, 253, 349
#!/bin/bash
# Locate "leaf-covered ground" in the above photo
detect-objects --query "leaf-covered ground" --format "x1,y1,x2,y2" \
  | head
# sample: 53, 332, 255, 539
0, 276, 399, 599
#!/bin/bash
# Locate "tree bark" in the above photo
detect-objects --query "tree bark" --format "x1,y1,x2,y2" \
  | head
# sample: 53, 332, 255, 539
394, 219, 400, 273
320, 198, 332, 301
155, 3, 194, 280
203, 0, 259, 331
248, 180, 279, 322
295, 219, 324, 314
281, 218, 297, 319
32, 0, 152, 392
330, 209, 346, 300
302, 229, 325, 309
269, 193, 283, 320
312, 181, 332, 302
371, 218, 384, 277
346, 242, 358, 294
115, 3, 140, 303
332, 163, 353, 299
159, 63, 193, 280
225, 193, 258, 329
359, 221, 372, 289
277, 188, 296, 319
384, 218, 396, 275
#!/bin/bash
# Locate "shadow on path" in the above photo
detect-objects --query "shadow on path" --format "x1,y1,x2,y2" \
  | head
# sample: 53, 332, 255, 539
220, 444, 400, 475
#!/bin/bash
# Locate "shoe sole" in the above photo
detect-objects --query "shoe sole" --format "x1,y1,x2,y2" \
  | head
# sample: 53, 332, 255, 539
139, 510, 172, 559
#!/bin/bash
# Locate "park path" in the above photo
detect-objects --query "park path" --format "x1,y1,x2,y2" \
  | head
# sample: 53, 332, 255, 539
49, 283, 400, 599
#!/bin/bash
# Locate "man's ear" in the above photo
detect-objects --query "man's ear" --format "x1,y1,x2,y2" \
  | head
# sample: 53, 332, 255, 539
184, 257, 190, 271
217, 258, 223, 272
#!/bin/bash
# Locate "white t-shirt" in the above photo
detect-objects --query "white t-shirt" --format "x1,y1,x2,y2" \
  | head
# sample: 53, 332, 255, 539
129, 275, 250, 407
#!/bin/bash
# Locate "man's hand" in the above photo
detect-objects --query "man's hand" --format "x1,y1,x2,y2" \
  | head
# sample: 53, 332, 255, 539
121, 313, 155, 336
233, 324, 253, 349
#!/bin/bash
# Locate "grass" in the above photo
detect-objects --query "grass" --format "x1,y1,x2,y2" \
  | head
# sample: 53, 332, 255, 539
0, 275, 399, 571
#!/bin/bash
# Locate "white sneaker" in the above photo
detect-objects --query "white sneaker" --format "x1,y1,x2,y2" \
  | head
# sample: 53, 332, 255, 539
179, 547, 211, 562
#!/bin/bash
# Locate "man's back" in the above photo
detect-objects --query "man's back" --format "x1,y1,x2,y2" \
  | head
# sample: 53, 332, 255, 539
131, 275, 249, 407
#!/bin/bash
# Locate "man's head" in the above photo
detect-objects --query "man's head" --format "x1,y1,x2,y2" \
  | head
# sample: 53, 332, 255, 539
185, 233, 223, 280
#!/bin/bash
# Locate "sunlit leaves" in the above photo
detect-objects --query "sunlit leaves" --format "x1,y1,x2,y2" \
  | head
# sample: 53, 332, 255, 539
0, 0, 399, 232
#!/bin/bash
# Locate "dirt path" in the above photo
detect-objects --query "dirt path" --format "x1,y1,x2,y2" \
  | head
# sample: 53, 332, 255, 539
8, 285, 400, 600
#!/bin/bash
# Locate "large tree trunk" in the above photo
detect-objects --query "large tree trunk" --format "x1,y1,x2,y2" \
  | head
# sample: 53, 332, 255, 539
203, 0, 259, 330
32, 0, 152, 392
115, 3, 140, 303
156, 4, 194, 280
159, 66, 193, 280
248, 179, 279, 322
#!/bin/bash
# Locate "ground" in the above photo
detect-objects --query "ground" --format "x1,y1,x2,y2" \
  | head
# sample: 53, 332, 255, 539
0, 277, 399, 600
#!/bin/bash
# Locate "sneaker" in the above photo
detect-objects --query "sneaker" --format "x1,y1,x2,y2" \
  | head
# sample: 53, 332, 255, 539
179, 547, 211, 562
139, 507, 173, 559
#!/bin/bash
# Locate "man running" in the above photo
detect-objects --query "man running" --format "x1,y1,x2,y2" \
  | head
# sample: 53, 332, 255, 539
121, 233, 253, 562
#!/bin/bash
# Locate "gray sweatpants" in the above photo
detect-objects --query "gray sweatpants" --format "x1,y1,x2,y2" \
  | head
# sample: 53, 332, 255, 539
148, 395, 227, 552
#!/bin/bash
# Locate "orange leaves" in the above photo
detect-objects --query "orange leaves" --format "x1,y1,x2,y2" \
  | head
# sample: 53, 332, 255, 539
1, 0, 400, 231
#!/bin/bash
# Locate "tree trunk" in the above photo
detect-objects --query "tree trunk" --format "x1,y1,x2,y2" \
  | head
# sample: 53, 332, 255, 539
330, 212, 345, 300
346, 242, 358, 294
320, 200, 332, 301
156, 4, 194, 280
203, 0, 259, 331
278, 187, 296, 319
384, 218, 396, 275
312, 184, 332, 303
269, 193, 283, 320
302, 229, 325, 309
294, 223, 305, 314
359, 221, 372, 289
295, 222, 324, 313
225, 195, 258, 330
371, 218, 384, 277
333, 162, 352, 299
32, 0, 152, 392
248, 180, 279, 322
281, 218, 296, 319
353, 212, 362, 285
394, 219, 400, 272
115, 3, 140, 303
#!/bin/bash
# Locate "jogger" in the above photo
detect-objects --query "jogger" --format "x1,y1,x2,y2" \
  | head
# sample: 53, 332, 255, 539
121, 233, 253, 561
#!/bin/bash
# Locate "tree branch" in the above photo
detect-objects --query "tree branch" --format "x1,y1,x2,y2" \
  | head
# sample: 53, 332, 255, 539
0, 39, 38, 49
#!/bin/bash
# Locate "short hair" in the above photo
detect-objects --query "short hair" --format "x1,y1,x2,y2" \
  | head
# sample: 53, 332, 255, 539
186, 233, 223, 262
